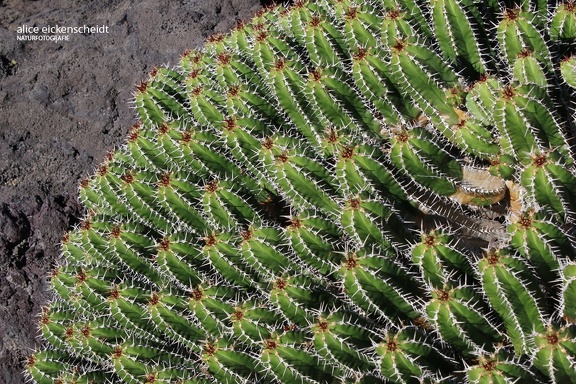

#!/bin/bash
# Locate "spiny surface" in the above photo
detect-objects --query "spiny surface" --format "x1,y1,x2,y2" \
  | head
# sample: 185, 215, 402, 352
28, 0, 576, 383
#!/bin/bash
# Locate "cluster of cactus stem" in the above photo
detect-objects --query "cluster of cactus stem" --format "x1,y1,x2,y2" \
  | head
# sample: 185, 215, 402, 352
27, 0, 576, 382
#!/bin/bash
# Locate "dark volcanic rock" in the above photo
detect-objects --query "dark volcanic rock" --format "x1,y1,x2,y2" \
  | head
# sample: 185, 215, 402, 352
0, 203, 30, 249
0, 0, 263, 382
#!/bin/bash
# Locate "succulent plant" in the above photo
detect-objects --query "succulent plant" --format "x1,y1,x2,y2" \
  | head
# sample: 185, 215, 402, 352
26, 0, 576, 383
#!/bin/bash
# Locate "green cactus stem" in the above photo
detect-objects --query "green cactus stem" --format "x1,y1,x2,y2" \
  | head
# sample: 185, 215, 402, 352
27, 0, 576, 383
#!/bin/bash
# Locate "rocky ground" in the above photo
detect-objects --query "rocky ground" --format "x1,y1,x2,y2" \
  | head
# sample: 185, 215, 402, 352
0, 0, 266, 382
